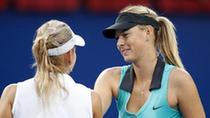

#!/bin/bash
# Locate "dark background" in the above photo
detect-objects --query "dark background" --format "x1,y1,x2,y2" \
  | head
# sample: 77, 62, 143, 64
0, 0, 209, 117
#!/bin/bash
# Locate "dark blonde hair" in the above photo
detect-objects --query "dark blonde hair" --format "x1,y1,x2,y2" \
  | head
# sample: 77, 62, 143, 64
120, 5, 184, 68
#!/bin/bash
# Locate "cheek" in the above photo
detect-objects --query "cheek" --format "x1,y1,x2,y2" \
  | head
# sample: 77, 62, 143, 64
131, 40, 145, 54
71, 52, 76, 61
70, 53, 76, 70
134, 34, 148, 46
135, 29, 147, 38
72, 49, 76, 60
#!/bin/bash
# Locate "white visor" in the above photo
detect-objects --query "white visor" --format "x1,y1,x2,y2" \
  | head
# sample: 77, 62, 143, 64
48, 31, 85, 56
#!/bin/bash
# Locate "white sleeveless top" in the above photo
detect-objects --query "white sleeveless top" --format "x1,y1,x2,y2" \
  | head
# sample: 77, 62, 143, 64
12, 74, 93, 118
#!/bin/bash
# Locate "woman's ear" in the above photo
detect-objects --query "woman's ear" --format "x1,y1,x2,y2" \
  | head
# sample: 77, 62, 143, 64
145, 25, 154, 35
145, 25, 156, 42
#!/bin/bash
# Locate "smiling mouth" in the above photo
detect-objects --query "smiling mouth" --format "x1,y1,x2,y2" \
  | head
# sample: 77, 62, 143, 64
121, 49, 129, 55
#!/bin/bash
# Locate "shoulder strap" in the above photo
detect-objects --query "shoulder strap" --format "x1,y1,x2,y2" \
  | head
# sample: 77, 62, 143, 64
119, 65, 134, 93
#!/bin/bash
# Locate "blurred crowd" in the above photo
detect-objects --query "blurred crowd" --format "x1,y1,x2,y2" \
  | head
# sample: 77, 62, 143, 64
0, 0, 210, 14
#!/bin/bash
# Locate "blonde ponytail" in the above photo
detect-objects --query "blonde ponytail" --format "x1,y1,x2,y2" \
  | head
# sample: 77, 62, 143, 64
32, 37, 64, 105
156, 17, 184, 68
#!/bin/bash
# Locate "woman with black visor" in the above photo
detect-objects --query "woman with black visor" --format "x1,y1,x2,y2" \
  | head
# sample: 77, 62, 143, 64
94, 5, 205, 118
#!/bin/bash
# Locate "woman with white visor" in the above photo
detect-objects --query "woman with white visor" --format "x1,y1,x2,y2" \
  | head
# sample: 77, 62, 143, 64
0, 20, 102, 118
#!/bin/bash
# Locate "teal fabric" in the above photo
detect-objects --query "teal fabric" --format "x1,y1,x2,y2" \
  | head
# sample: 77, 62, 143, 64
116, 64, 183, 118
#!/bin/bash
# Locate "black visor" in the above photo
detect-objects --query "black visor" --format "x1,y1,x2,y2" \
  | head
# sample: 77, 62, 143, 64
103, 12, 160, 39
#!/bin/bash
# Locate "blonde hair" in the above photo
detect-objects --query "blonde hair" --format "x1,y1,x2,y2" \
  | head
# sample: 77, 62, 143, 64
32, 20, 73, 105
120, 5, 184, 68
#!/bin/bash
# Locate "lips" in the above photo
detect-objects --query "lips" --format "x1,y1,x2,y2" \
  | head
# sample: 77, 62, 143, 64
120, 49, 130, 56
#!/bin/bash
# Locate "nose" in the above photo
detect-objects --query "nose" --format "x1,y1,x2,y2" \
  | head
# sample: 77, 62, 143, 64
117, 36, 125, 46
116, 36, 125, 50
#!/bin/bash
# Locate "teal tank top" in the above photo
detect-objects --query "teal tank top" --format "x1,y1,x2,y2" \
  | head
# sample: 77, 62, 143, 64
116, 64, 183, 118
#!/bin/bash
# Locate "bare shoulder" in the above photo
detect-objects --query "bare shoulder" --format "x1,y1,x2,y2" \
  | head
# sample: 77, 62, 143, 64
1, 84, 17, 103
96, 66, 121, 83
0, 84, 17, 108
169, 67, 197, 96
170, 67, 194, 89
0, 84, 17, 118
94, 66, 122, 102
170, 67, 206, 117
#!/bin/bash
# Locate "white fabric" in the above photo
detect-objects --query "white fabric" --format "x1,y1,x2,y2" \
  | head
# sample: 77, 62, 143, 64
48, 31, 85, 56
12, 74, 93, 118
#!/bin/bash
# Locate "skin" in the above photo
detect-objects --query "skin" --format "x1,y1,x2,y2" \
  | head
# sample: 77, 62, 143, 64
94, 25, 205, 117
0, 48, 102, 118
0, 84, 15, 118
91, 91, 103, 118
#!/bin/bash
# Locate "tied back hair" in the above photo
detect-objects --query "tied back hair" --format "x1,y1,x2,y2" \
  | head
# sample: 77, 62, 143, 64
120, 5, 184, 69
32, 20, 73, 105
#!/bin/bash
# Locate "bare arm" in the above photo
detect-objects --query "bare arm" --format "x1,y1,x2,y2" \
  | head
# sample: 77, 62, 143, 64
94, 67, 120, 115
91, 91, 102, 118
94, 70, 113, 115
173, 69, 206, 118
0, 84, 17, 118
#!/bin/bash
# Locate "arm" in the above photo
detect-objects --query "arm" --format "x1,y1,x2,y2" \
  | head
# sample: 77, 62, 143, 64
173, 69, 206, 118
94, 69, 113, 115
91, 91, 102, 118
94, 67, 120, 115
0, 84, 17, 118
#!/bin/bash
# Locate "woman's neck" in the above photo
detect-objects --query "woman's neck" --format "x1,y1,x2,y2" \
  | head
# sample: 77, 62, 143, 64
132, 53, 158, 82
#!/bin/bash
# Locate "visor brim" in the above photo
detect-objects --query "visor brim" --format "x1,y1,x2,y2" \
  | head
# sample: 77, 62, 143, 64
74, 35, 85, 47
103, 22, 136, 39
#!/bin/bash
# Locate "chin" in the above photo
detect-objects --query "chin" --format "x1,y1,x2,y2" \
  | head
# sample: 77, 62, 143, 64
123, 57, 133, 63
